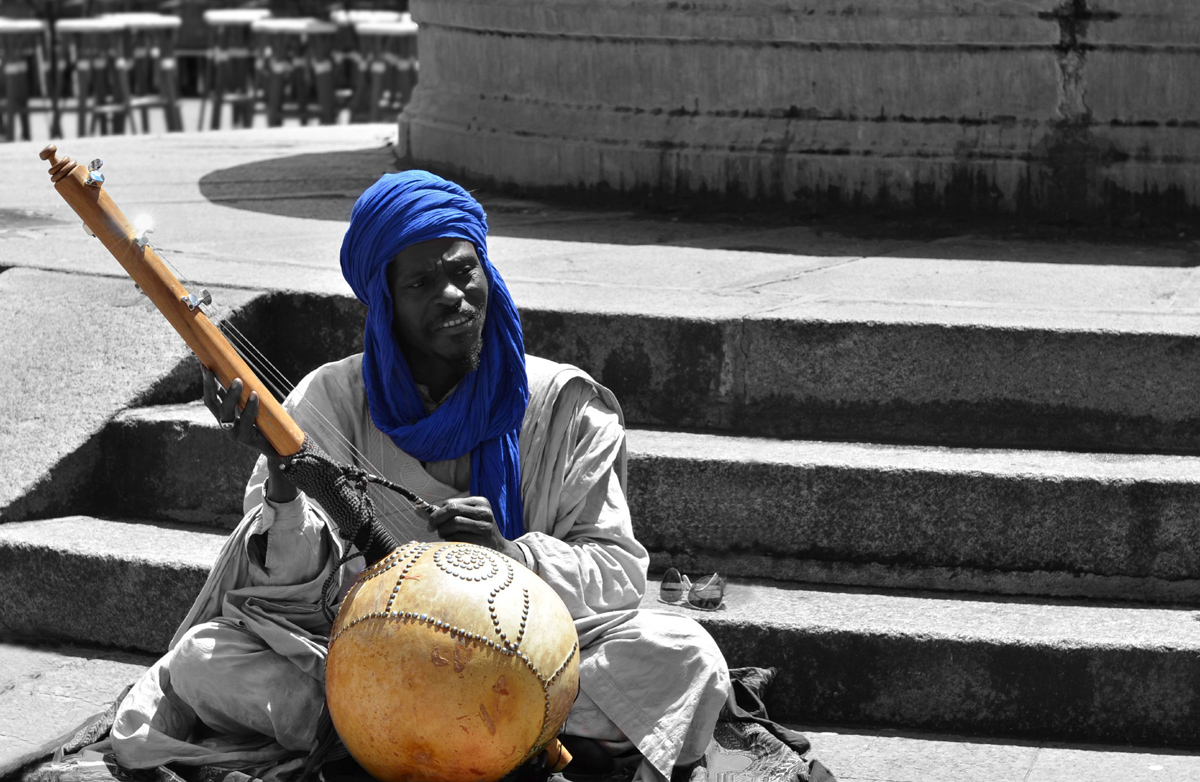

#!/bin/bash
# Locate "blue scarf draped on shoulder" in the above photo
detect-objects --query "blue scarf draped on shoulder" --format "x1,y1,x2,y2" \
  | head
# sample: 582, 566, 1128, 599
339, 170, 528, 539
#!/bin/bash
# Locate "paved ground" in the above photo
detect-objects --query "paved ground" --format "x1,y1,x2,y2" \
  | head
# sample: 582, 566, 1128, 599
2, 640, 1197, 782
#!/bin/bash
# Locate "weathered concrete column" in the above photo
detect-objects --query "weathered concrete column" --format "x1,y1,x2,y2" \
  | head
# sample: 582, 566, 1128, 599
398, 0, 1200, 221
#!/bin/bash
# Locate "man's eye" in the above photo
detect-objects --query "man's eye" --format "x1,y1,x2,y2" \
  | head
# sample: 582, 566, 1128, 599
407, 278, 427, 289
450, 265, 475, 277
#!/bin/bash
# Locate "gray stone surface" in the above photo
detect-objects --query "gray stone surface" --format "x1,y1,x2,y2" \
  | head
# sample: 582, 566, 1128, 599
101, 403, 258, 528
401, 0, 1200, 219
100, 402, 1200, 602
0, 518, 225, 651
803, 727, 1200, 782
4, 127, 393, 298
0, 642, 152, 770
1023, 744, 1200, 782
648, 580, 1200, 746
628, 430, 1200, 601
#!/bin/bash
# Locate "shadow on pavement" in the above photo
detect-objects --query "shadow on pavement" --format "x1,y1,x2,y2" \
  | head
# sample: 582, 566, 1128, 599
198, 146, 1200, 266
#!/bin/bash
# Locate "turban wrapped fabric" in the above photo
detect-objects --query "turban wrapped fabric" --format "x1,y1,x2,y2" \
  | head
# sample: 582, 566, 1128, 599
340, 170, 528, 539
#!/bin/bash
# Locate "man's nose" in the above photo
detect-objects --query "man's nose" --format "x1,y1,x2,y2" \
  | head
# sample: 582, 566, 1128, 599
435, 274, 466, 305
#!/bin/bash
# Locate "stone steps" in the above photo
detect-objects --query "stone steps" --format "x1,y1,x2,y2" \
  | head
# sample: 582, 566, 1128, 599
1, 516, 1195, 747
97, 402, 1200, 603
70, 282, 1200, 462
663, 580, 1200, 748
522, 307, 1200, 455
99, 403, 259, 529
630, 429, 1200, 604
0, 517, 223, 652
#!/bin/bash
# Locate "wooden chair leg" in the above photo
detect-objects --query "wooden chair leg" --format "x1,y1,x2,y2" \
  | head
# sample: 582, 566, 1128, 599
264, 51, 286, 127
292, 54, 310, 125
2, 69, 14, 142
236, 48, 257, 128
367, 58, 386, 123
160, 55, 183, 131
74, 57, 91, 137
111, 54, 134, 134
348, 50, 370, 122
314, 55, 335, 125
208, 51, 227, 129
10, 59, 31, 140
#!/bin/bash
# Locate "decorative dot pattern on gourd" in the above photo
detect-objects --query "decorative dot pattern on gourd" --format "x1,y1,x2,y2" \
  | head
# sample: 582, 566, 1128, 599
326, 541, 580, 782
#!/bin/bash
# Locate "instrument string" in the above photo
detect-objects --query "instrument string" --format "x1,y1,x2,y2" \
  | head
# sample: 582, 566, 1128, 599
151, 251, 417, 521
208, 310, 415, 521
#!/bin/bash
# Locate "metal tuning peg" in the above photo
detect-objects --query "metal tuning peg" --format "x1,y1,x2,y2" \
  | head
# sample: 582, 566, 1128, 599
134, 225, 155, 248
85, 158, 104, 187
82, 221, 95, 237
182, 289, 212, 311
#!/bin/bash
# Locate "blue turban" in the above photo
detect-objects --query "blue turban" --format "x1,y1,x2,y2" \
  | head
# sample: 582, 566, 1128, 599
340, 170, 528, 539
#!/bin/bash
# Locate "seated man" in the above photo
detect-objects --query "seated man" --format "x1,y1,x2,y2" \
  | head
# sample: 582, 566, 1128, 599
110, 171, 730, 782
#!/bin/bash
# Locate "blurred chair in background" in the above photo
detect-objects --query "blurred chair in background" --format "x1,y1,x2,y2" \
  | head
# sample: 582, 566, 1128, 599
354, 12, 414, 123
200, 5, 267, 129
0, 0, 418, 139
103, 11, 183, 132
0, 16, 47, 140
252, 15, 337, 127
57, 15, 128, 134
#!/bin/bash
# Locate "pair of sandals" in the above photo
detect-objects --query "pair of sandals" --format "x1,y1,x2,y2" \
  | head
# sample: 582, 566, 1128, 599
658, 568, 726, 611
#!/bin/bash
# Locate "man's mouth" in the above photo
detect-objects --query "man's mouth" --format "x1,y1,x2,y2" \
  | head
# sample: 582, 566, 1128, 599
433, 311, 478, 332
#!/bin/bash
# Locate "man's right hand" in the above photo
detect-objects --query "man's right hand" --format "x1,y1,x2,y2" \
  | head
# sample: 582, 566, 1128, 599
201, 364, 299, 503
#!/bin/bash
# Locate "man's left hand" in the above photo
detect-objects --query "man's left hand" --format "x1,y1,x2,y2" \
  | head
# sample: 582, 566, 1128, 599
428, 496, 523, 562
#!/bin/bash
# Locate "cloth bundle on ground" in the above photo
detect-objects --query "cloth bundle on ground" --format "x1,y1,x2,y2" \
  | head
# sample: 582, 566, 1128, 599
0, 668, 834, 782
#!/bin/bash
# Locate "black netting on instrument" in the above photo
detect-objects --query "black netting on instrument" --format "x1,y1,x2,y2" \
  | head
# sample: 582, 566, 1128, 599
280, 435, 434, 621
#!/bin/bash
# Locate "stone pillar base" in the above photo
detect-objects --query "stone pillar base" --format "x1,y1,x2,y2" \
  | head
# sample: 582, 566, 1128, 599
401, 0, 1200, 222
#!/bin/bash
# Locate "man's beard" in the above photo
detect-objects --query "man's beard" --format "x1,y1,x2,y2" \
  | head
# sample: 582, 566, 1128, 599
450, 339, 483, 375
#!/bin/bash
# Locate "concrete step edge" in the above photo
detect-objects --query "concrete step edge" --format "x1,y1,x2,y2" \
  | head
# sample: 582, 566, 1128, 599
0, 517, 225, 651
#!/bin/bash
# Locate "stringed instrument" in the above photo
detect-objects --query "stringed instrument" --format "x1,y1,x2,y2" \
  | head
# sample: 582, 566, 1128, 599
38, 144, 305, 456
38, 144, 575, 782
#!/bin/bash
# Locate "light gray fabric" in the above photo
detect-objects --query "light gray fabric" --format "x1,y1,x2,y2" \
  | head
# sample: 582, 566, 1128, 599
111, 355, 729, 781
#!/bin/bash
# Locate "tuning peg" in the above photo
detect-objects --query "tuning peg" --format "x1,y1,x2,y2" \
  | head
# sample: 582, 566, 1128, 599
85, 158, 104, 187
182, 289, 212, 311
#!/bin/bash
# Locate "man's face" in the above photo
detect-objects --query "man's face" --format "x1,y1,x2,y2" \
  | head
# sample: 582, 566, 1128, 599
386, 238, 489, 378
